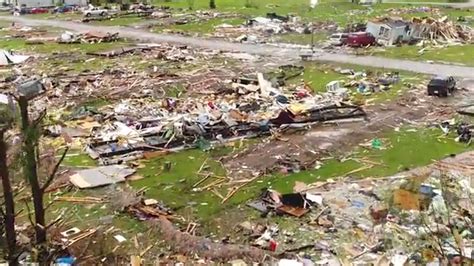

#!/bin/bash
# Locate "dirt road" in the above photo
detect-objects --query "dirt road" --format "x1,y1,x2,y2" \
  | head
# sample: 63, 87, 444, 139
2, 15, 474, 78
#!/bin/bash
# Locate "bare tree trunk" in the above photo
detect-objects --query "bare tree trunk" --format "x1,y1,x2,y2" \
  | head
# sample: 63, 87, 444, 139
18, 96, 46, 246
0, 130, 17, 265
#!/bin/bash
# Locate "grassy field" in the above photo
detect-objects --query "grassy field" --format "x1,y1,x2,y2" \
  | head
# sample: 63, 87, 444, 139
371, 44, 474, 66
292, 62, 425, 103
0, 38, 129, 54
53, 125, 473, 236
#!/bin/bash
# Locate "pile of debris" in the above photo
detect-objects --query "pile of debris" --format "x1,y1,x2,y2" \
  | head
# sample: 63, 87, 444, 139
213, 13, 333, 43
58, 31, 120, 44
411, 16, 473, 44
78, 68, 367, 165
245, 150, 474, 264
387, 6, 439, 16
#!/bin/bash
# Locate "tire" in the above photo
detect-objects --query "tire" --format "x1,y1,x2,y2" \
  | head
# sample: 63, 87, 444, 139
101, 11, 106, 16
85, 12, 91, 17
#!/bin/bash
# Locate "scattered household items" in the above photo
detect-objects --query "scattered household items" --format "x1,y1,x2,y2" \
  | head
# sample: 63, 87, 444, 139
438, 120, 472, 143
247, 189, 314, 217
253, 150, 474, 264
427, 76, 456, 97
456, 123, 472, 143
326, 80, 348, 98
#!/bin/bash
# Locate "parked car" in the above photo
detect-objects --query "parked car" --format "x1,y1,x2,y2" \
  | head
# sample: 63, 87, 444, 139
0, 3, 13, 12
30, 7, 49, 14
427, 76, 456, 97
329, 33, 349, 46
83, 7, 109, 17
52, 5, 77, 14
12, 6, 28, 15
346, 32, 376, 47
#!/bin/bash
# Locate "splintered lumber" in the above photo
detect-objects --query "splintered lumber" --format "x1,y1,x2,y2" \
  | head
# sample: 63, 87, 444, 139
221, 176, 259, 203
211, 189, 224, 199
54, 196, 106, 203
193, 173, 211, 188
199, 178, 227, 190
133, 205, 169, 217
343, 165, 373, 176
140, 245, 154, 257
67, 229, 97, 247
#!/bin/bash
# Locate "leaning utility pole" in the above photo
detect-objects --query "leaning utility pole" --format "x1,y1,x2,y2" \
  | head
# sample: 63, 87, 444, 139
0, 128, 17, 265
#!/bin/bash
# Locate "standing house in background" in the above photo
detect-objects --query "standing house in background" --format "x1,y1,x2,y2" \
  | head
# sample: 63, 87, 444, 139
366, 18, 412, 45
60, 0, 87, 6
14, 0, 53, 7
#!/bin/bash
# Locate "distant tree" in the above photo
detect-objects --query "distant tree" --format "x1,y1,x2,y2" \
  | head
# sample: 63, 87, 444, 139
209, 0, 216, 9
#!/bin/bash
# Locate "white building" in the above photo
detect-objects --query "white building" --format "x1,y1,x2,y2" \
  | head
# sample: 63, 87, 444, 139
11, 0, 87, 7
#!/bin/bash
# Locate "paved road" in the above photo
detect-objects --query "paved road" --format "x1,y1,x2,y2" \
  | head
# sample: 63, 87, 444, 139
2, 16, 474, 78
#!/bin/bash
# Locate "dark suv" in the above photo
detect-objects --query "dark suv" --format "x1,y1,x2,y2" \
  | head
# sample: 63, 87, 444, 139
427, 76, 456, 97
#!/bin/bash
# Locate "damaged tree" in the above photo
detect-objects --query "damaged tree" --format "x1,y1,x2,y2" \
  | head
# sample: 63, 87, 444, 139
17, 83, 69, 262
157, 217, 266, 261
0, 128, 17, 265
19, 95, 47, 247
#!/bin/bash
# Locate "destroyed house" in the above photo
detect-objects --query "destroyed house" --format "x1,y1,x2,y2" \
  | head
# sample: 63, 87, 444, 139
366, 19, 412, 45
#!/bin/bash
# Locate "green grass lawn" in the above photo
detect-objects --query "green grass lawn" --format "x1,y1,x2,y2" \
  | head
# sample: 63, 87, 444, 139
273, 31, 329, 45
292, 62, 425, 103
0, 38, 129, 54
55, 124, 472, 228
372, 44, 474, 66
